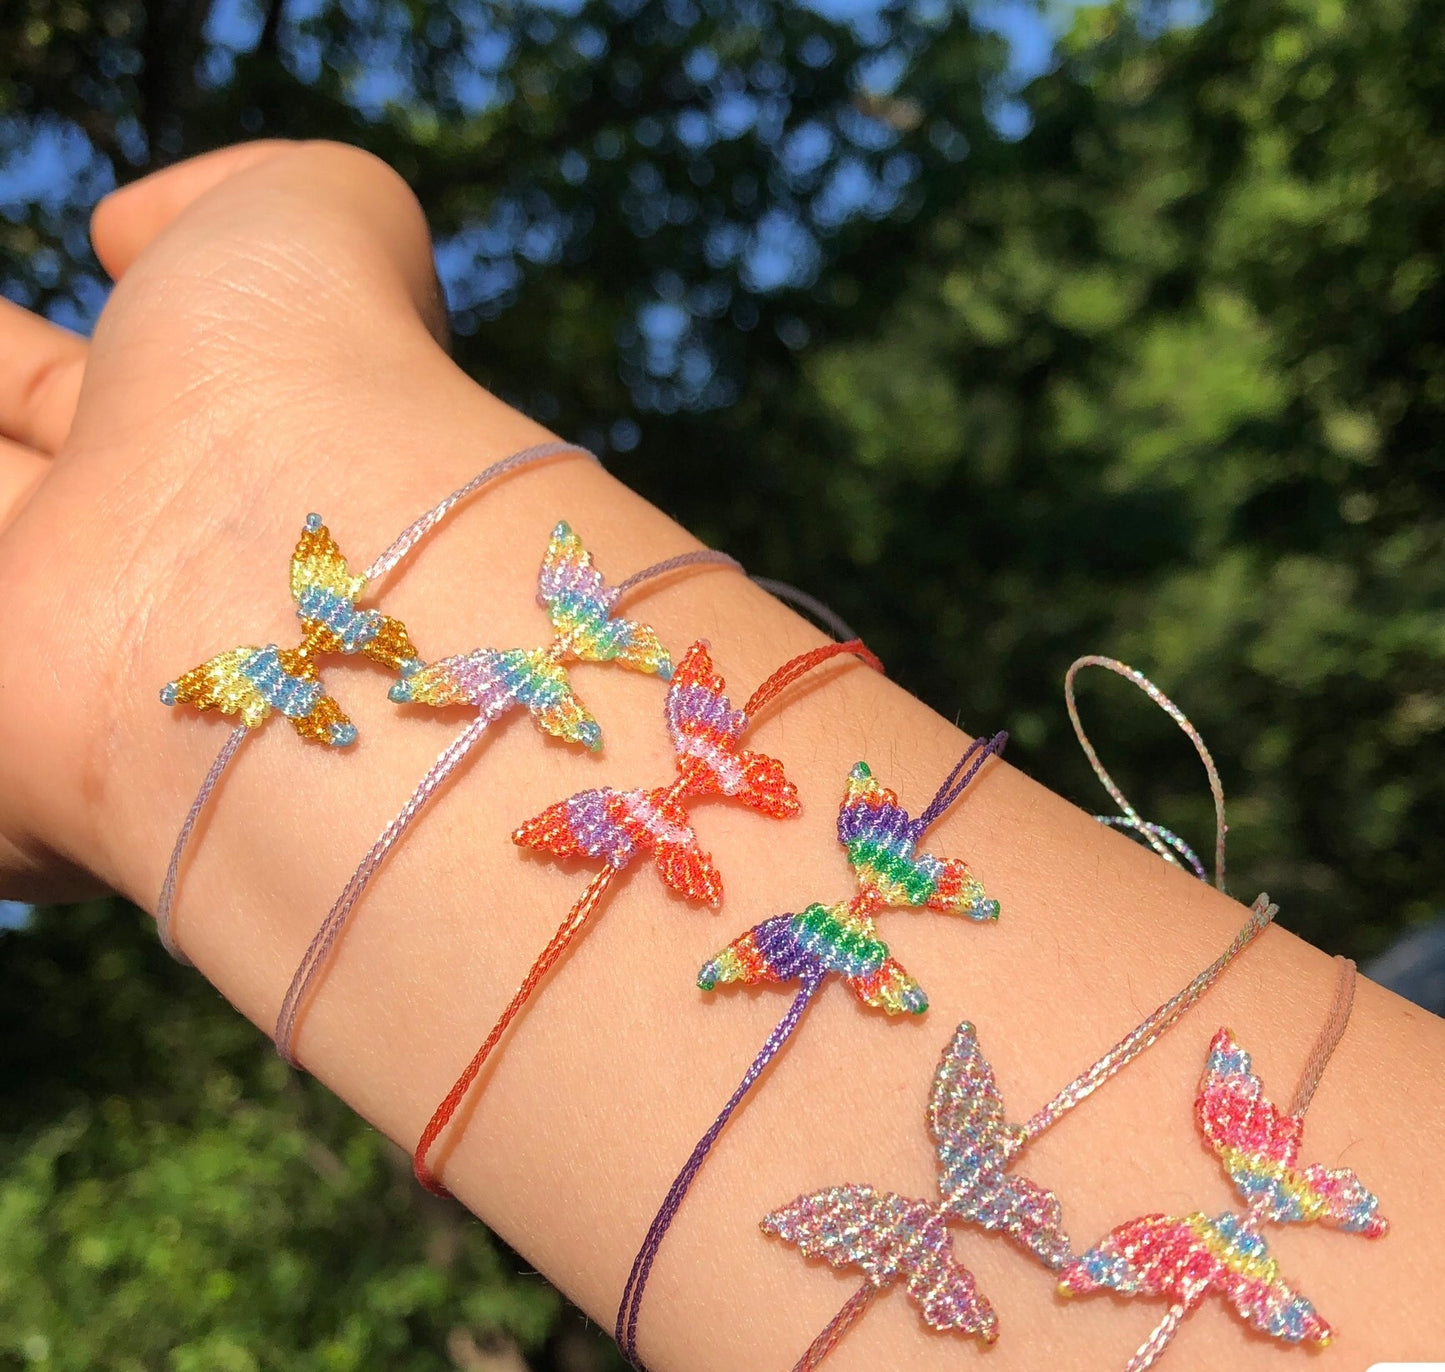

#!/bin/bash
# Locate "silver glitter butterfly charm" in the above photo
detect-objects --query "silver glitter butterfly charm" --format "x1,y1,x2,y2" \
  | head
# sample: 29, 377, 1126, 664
762, 1020, 1070, 1347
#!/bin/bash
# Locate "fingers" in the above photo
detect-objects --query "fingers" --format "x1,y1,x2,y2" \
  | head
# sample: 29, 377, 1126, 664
0, 296, 87, 454
90, 140, 294, 282
91, 139, 448, 346
0, 435, 48, 534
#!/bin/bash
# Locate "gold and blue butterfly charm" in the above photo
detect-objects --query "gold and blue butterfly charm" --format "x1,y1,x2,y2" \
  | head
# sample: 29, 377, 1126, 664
160, 514, 420, 746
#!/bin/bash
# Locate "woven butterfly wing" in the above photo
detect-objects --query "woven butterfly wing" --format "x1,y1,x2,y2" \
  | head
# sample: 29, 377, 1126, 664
696, 904, 927, 1014
513, 785, 723, 903
839, 763, 997, 919
664, 642, 798, 812
928, 1022, 1071, 1267
1061, 1212, 1333, 1346
391, 647, 603, 748
289, 516, 417, 669
538, 521, 671, 676
161, 516, 397, 746
762, 1185, 999, 1344
1198, 1029, 1386, 1235
512, 641, 797, 904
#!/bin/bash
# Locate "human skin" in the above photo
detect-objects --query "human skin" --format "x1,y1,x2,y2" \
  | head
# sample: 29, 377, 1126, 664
0, 141, 1441, 1370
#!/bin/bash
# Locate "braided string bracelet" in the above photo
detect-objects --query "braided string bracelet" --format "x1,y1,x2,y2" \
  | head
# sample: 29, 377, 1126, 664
759, 656, 1266, 1365
157, 441, 588, 960
765, 894, 1277, 1366
1058, 657, 1383, 1364
410, 635, 884, 1196
272, 523, 742, 1064
1059, 955, 1384, 1368
615, 734, 1009, 1365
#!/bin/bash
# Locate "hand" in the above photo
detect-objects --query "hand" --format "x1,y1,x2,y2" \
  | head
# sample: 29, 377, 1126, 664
0, 140, 543, 901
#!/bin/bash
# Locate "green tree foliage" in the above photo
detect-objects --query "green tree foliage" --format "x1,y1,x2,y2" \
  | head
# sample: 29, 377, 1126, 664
2, 0, 1441, 1365
0, 902, 608, 1371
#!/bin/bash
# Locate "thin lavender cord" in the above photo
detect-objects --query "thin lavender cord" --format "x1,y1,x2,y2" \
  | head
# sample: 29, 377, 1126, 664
363, 442, 594, 581
1023, 892, 1276, 1139
1065, 655, 1227, 890
616, 974, 823, 1364
273, 710, 497, 1063
915, 730, 1009, 833
751, 576, 859, 643
613, 547, 742, 596
155, 726, 250, 963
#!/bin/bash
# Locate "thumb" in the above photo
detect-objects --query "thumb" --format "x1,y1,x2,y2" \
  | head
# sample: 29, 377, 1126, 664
91, 140, 448, 347
90, 141, 295, 281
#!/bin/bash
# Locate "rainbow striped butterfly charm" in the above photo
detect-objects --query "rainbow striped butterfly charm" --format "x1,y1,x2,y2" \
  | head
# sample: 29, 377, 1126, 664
387, 521, 670, 749
763, 1020, 1070, 1346
160, 514, 420, 746
698, 762, 997, 1013
1059, 1027, 1387, 1368
511, 640, 798, 904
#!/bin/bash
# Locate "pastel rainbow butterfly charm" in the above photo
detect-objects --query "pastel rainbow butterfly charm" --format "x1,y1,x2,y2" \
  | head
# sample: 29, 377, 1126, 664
387, 520, 669, 749
764, 1020, 1070, 1349
1058, 1027, 1387, 1369
160, 514, 420, 746
512, 639, 798, 904
698, 762, 998, 1013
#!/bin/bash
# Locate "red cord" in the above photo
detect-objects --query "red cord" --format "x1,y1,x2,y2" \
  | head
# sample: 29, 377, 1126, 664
744, 638, 883, 718
413, 864, 618, 1195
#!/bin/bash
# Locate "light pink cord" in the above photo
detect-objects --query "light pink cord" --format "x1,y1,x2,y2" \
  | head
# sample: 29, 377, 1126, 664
1288, 955, 1356, 1118
273, 709, 500, 1062
362, 442, 594, 581
155, 725, 249, 963
1024, 892, 1276, 1140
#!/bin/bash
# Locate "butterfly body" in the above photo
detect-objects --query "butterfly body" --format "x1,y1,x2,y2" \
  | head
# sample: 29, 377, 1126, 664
1058, 1027, 1386, 1365
161, 515, 419, 747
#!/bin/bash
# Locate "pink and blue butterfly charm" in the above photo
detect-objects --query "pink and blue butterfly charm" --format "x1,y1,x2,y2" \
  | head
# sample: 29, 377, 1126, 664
1058, 1027, 1388, 1369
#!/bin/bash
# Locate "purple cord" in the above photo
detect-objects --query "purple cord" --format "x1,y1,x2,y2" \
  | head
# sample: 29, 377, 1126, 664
914, 729, 1008, 833
613, 733, 1008, 1363
615, 973, 823, 1366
